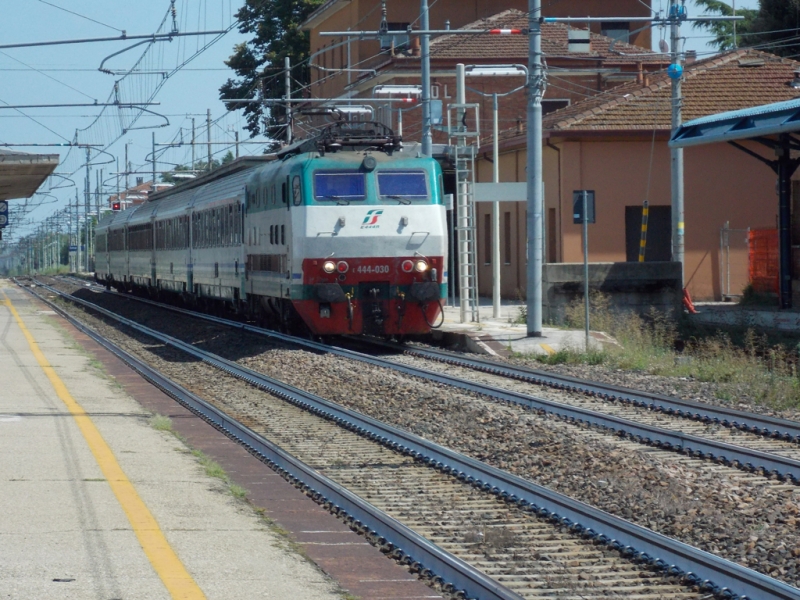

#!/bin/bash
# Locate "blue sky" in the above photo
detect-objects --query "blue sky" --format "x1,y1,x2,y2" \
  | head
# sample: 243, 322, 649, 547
0, 1, 250, 239
0, 0, 765, 242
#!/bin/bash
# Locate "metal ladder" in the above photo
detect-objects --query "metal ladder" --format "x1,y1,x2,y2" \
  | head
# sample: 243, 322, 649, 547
447, 102, 481, 323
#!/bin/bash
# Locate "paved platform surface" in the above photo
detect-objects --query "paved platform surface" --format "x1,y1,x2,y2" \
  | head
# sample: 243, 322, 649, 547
436, 300, 607, 357
1, 280, 437, 600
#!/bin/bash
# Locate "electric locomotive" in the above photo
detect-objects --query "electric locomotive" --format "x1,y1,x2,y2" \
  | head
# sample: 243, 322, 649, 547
95, 123, 448, 336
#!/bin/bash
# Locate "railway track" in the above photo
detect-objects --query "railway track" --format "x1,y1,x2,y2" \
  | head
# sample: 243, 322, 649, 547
19, 278, 800, 599
45, 276, 800, 485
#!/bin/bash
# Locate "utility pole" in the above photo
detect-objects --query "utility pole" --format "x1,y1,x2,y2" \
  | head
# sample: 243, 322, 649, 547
152, 132, 157, 189
526, 0, 543, 337
75, 189, 81, 273
492, 92, 501, 319
84, 147, 91, 273
284, 57, 292, 145
420, 0, 432, 156
191, 117, 196, 168
235, 131, 240, 158
125, 142, 130, 190
206, 108, 212, 169
670, 0, 685, 288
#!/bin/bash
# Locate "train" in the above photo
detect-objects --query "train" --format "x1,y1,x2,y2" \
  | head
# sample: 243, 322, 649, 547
95, 122, 448, 336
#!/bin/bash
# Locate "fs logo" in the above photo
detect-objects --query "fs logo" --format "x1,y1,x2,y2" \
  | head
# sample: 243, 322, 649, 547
361, 209, 383, 229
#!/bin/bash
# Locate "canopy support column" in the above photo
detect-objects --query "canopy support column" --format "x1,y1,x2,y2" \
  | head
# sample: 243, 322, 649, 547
728, 136, 800, 309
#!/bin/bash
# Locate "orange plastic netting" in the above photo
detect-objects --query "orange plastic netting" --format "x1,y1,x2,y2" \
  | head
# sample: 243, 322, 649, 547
748, 228, 779, 294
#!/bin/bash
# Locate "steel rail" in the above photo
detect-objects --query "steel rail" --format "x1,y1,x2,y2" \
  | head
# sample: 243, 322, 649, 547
377, 340, 800, 443
60, 281, 800, 483
102, 281, 800, 447
18, 281, 520, 600
30, 279, 800, 600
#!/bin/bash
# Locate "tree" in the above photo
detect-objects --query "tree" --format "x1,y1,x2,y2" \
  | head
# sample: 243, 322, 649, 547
692, 0, 758, 51
693, 0, 800, 56
220, 0, 324, 137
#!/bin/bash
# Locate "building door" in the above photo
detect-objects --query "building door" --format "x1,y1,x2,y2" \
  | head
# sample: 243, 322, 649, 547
625, 205, 672, 262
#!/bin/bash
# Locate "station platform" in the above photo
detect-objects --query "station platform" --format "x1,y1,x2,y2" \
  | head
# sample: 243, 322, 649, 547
435, 299, 608, 357
0, 280, 437, 600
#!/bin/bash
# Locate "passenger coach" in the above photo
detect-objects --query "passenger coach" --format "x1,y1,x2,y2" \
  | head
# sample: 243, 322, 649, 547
96, 123, 448, 337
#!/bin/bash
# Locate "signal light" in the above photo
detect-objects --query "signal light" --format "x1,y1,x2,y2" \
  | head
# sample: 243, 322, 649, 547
323, 260, 336, 274
401, 260, 414, 273
414, 260, 428, 273
112, 201, 121, 211
336, 261, 349, 274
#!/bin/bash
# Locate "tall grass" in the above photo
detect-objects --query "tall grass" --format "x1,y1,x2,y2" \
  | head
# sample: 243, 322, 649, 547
531, 293, 800, 411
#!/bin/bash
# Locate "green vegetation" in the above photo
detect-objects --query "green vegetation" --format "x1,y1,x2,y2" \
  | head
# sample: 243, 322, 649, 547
220, 0, 324, 137
525, 293, 800, 410
693, 0, 800, 56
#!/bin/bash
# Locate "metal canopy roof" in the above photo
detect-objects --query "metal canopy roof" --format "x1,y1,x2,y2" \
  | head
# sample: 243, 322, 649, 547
670, 97, 800, 148
669, 98, 800, 148
0, 148, 59, 201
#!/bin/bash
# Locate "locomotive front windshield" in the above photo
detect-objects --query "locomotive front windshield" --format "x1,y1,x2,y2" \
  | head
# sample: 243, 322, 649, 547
314, 171, 366, 202
377, 170, 428, 203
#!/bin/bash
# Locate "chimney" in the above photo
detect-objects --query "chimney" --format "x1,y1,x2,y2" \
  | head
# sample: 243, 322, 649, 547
136, 177, 144, 186
790, 69, 800, 88
636, 61, 643, 84
685, 50, 697, 64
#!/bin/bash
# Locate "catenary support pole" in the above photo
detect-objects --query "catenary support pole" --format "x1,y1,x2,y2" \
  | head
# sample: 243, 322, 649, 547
420, 0, 432, 156
152, 132, 156, 190
285, 56, 292, 145
670, 1, 685, 288
206, 108, 212, 169
582, 190, 590, 351
84, 147, 91, 273
526, 0, 543, 336
191, 118, 196, 168
492, 93, 501, 319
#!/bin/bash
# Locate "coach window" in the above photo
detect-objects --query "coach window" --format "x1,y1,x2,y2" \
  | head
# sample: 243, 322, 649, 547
281, 224, 285, 245
282, 181, 287, 204
292, 175, 302, 206
313, 171, 366, 203
269, 225, 274, 245
377, 170, 428, 203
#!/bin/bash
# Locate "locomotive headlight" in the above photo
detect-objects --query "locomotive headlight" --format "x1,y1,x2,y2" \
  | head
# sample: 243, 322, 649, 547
323, 261, 336, 274
414, 260, 428, 273
401, 260, 414, 273
336, 261, 349, 273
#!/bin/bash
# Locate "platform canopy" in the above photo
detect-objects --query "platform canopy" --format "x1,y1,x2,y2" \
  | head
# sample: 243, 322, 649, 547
670, 97, 800, 310
0, 148, 59, 201
669, 97, 800, 148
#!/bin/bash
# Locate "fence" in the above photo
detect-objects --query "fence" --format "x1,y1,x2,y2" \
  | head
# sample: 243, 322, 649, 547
748, 228, 779, 294
719, 223, 750, 300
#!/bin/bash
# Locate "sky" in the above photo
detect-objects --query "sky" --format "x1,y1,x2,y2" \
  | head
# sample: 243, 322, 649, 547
0, 0, 251, 241
0, 0, 763, 244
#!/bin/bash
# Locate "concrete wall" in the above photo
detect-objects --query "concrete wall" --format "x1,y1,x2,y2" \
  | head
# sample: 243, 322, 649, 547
475, 138, 787, 301
542, 261, 683, 325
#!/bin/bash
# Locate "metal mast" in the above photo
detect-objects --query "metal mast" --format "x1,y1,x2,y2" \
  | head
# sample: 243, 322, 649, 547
670, 1, 685, 288
526, 0, 543, 337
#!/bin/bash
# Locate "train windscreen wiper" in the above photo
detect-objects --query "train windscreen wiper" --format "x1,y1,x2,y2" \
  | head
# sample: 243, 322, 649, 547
386, 195, 411, 205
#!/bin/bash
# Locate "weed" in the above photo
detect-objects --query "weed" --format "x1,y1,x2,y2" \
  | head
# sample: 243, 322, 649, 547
525, 292, 800, 410
149, 414, 173, 432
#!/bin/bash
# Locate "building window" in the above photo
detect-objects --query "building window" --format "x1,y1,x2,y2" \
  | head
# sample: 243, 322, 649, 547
601, 21, 630, 43
380, 23, 410, 53
542, 99, 569, 116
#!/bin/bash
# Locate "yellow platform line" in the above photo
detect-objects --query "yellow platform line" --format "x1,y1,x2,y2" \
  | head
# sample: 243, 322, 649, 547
3, 292, 206, 600
540, 343, 556, 355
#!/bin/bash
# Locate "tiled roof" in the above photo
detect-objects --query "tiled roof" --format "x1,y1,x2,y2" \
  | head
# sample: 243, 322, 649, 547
430, 9, 666, 64
544, 49, 800, 132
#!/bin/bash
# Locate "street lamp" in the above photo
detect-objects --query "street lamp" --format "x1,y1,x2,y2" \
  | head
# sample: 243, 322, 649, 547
464, 64, 528, 319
